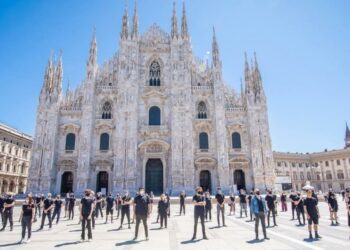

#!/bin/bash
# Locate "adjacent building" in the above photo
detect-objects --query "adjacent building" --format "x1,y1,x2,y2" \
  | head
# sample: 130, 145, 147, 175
0, 123, 32, 194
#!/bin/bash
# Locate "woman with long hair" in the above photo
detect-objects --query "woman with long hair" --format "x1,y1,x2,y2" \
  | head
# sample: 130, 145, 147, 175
19, 193, 35, 244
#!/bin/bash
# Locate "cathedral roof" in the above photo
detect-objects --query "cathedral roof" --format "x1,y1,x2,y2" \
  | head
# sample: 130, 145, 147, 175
141, 23, 170, 45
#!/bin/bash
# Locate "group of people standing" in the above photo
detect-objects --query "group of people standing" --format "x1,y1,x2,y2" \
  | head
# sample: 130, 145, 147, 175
1, 186, 350, 244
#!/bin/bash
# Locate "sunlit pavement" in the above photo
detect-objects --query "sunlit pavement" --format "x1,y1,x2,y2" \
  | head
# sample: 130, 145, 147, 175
0, 201, 349, 250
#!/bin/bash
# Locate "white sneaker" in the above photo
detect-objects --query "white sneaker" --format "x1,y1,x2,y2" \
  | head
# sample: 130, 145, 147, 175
87, 239, 92, 242
25, 238, 31, 243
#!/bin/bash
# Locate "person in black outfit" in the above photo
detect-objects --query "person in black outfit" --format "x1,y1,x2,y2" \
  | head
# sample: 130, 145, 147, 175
115, 194, 122, 219
165, 193, 171, 217
304, 189, 321, 240
80, 189, 94, 242
95, 193, 103, 219
328, 192, 339, 225
19, 194, 35, 244
239, 190, 248, 218
118, 191, 132, 229
179, 191, 186, 215
158, 194, 169, 228
215, 188, 226, 227
247, 191, 253, 221
192, 186, 208, 240
0, 193, 15, 231
295, 192, 305, 225
64, 193, 70, 218
281, 192, 287, 212
39, 193, 54, 230
133, 187, 151, 241
228, 193, 235, 216
289, 191, 298, 220
345, 188, 350, 237
204, 192, 212, 221
68, 193, 76, 220
34, 194, 41, 222
0, 194, 4, 227
105, 192, 114, 224
265, 190, 277, 227
51, 195, 63, 224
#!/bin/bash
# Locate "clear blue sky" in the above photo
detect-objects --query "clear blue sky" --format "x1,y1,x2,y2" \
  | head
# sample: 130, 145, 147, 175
0, 0, 349, 153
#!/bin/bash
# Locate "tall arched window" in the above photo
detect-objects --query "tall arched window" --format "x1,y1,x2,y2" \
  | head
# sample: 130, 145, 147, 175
197, 101, 208, 119
149, 106, 161, 125
65, 133, 76, 151
149, 61, 161, 86
101, 101, 112, 119
100, 133, 110, 151
232, 132, 242, 149
199, 132, 209, 150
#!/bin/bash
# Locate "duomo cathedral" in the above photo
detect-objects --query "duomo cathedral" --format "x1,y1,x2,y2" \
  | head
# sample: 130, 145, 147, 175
28, 2, 275, 195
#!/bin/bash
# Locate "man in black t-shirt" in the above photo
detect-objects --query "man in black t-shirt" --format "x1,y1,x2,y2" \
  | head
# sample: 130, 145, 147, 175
95, 193, 103, 219
68, 193, 76, 220
215, 188, 226, 227
304, 189, 321, 239
39, 193, 54, 230
265, 191, 277, 227
34, 194, 42, 221
295, 192, 305, 225
289, 191, 298, 220
239, 189, 248, 218
179, 191, 186, 216
133, 187, 151, 241
118, 192, 132, 229
191, 186, 208, 240
80, 189, 94, 242
0, 193, 15, 231
247, 191, 254, 221
51, 195, 63, 224
105, 192, 114, 224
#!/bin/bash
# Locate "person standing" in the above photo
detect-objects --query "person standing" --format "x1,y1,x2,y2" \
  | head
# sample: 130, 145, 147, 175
345, 188, 350, 239
247, 191, 254, 221
289, 191, 298, 220
328, 191, 339, 225
158, 194, 169, 228
165, 193, 171, 217
265, 190, 277, 227
281, 192, 287, 212
215, 188, 226, 227
68, 193, 76, 220
80, 189, 94, 242
118, 191, 132, 229
0, 194, 4, 227
251, 189, 269, 240
295, 192, 305, 225
228, 193, 235, 216
95, 193, 103, 219
105, 192, 114, 224
34, 194, 41, 222
204, 191, 212, 221
239, 189, 248, 218
19, 194, 34, 244
90, 191, 96, 229
115, 193, 122, 219
39, 193, 54, 230
133, 187, 151, 241
304, 189, 321, 240
192, 186, 208, 240
0, 193, 15, 231
179, 191, 186, 215
51, 195, 63, 224
64, 193, 70, 218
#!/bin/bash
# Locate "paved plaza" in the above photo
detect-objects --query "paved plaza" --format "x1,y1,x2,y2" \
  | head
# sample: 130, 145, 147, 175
0, 200, 349, 250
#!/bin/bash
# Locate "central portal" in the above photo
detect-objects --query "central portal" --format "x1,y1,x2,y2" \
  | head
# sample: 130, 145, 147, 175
96, 171, 109, 194
145, 159, 163, 195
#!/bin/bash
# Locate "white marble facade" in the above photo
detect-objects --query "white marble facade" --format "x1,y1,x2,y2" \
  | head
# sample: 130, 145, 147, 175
27, 3, 275, 196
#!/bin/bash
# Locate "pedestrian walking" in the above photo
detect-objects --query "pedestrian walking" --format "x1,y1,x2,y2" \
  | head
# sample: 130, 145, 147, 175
38, 193, 54, 230
304, 189, 321, 240
118, 191, 132, 229
228, 193, 235, 216
133, 187, 151, 241
0, 192, 15, 231
158, 194, 169, 228
265, 190, 277, 227
105, 192, 114, 224
191, 186, 208, 240
80, 189, 94, 242
179, 191, 186, 215
239, 189, 248, 218
295, 192, 305, 225
51, 195, 63, 224
327, 191, 339, 225
215, 188, 226, 227
281, 192, 287, 212
251, 189, 269, 240
204, 191, 212, 221
19, 194, 34, 244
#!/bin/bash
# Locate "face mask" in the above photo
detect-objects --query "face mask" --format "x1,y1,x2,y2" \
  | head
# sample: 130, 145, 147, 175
256, 192, 260, 196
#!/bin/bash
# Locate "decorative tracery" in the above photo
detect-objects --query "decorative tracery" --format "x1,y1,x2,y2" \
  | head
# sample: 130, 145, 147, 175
149, 61, 161, 86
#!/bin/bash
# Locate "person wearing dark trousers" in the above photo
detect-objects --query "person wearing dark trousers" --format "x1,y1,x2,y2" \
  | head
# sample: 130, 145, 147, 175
158, 194, 169, 228
0, 194, 4, 227
51, 195, 63, 224
304, 189, 321, 240
64, 193, 70, 218
80, 189, 94, 242
239, 190, 248, 218
95, 193, 103, 219
215, 188, 226, 227
115, 194, 122, 219
105, 192, 114, 224
68, 193, 76, 220
289, 191, 298, 220
192, 186, 208, 241
118, 191, 132, 229
281, 192, 287, 212
165, 193, 170, 217
328, 192, 339, 225
34, 194, 41, 222
295, 192, 305, 225
19, 194, 35, 244
0, 193, 15, 232
39, 193, 54, 230
251, 189, 269, 240
179, 191, 186, 215
265, 191, 277, 227
133, 187, 151, 241
247, 191, 254, 221
204, 192, 212, 221
90, 191, 96, 229
228, 193, 235, 216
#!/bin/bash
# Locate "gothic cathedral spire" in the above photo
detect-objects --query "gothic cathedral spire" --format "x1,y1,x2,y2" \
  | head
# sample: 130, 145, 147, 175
181, 1, 188, 39
345, 122, 350, 148
171, 1, 178, 39
87, 28, 97, 79
121, 3, 129, 39
212, 27, 221, 68
131, 1, 139, 39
